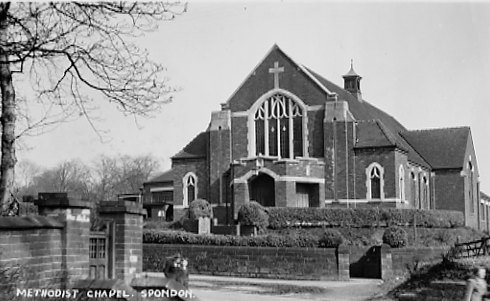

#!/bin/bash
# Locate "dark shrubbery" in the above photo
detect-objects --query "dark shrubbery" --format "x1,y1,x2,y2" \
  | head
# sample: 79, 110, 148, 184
143, 230, 320, 248
318, 229, 345, 248
266, 207, 464, 229
188, 199, 213, 220
383, 226, 408, 248
238, 201, 269, 231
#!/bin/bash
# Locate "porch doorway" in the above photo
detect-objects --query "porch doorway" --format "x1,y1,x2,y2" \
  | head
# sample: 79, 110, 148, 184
249, 173, 275, 207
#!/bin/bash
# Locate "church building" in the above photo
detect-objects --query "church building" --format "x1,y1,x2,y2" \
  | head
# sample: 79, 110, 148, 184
143, 45, 484, 230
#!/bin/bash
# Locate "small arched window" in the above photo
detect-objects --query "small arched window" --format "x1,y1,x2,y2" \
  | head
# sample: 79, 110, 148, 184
399, 165, 405, 202
421, 176, 428, 209
366, 163, 384, 200
411, 172, 417, 207
182, 172, 197, 207
469, 161, 474, 213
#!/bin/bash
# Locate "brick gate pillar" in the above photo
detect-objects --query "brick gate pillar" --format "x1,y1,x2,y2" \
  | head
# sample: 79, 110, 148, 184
337, 244, 350, 280
379, 244, 393, 280
98, 200, 145, 283
35, 192, 91, 285
232, 182, 249, 220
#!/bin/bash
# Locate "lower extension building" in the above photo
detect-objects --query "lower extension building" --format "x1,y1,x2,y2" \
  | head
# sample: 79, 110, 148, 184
143, 45, 486, 230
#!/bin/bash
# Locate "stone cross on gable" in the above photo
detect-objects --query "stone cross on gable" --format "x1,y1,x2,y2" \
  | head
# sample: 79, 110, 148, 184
269, 61, 284, 89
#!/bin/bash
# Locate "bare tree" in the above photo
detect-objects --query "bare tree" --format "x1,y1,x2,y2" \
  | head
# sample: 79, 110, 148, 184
0, 2, 185, 213
27, 159, 93, 198
93, 154, 160, 202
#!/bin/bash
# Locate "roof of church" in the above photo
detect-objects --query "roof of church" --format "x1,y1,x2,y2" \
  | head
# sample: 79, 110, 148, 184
146, 169, 173, 184
355, 120, 399, 149
172, 131, 208, 159
306, 68, 430, 168
400, 127, 470, 169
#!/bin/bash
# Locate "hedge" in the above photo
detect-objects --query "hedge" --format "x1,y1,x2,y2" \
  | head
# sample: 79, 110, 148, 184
266, 208, 464, 229
143, 230, 325, 248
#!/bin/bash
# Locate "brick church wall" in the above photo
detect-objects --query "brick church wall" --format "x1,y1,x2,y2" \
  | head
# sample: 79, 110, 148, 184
307, 108, 325, 158
209, 111, 232, 205
434, 170, 464, 212
463, 135, 480, 229
227, 49, 329, 113
231, 116, 248, 160
172, 159, 209, 205
354, 148, 396, 200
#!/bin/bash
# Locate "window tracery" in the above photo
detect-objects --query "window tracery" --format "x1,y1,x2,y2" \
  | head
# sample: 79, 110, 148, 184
253, 93, 304, 158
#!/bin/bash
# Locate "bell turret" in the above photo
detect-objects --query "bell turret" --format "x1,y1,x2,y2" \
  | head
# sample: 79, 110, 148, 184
343, 60, 362, 101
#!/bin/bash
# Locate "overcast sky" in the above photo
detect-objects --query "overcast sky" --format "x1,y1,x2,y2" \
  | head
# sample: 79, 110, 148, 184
18, 1, 490, 192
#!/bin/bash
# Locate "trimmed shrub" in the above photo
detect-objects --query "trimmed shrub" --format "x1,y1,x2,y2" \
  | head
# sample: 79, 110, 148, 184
188, 199, 213, 220
318, 229, 345, 248
383, 226, 408, 248
266, 207, 464, 229
238, 201, 269, 231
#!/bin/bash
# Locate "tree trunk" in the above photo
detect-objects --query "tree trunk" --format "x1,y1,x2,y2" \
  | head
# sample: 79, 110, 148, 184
0, 3, 16, 214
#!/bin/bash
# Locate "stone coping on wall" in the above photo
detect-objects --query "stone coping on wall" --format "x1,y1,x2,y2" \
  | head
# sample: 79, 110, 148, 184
36, 192, 92, 209
99, 200, 146, 216
0, 215, 63, 229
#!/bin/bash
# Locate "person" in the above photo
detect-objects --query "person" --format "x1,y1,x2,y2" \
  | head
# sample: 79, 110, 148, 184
464, 266, 488, 301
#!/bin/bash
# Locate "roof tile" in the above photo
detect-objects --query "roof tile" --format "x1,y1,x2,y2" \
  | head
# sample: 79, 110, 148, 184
401, 127, 470, 169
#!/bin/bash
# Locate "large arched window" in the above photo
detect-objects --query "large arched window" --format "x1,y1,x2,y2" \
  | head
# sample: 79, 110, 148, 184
399, 165, 405, 202
182, 172, 197, 207
366, 163, 384, 200
254, 93, 304, 158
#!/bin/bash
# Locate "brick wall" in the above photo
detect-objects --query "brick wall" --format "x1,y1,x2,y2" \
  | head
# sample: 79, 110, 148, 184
171, 159, 209, 208
227, 48, 329, 113
209, 128, 231, 205
143, 244, 339, 280
0, 217, 64, 290
354, 148, 396, 199
389, 246, 449, 276
307, 109, 325, 158
0, 193, 92, 292
231, 116, 248, 160
434, 170, 464, 212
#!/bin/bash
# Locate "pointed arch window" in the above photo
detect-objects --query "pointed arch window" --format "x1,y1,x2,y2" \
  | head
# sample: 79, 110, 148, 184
366, 163, 384, 200
182, 172, 197, 208
469, 161, 474, 213
411, 172, 417, 207
254, 93, 304, 158
399, 165, 405, 202
421, 176, 428, 210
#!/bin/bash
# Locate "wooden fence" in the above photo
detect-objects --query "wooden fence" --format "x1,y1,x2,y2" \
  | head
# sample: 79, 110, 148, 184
451, 237, 490, 258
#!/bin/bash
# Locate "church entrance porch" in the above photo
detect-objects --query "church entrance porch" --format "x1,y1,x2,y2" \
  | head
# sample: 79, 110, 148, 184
230, 157, 325, 219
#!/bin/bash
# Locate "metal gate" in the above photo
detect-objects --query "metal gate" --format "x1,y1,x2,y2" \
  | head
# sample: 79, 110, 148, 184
89, 221, 115, 279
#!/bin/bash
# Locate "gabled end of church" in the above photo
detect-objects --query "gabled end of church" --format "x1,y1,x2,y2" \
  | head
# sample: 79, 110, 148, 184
142, 45, 484, 231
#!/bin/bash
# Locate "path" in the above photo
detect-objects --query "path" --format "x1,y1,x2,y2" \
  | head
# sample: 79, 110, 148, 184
144, 273, 384, 301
